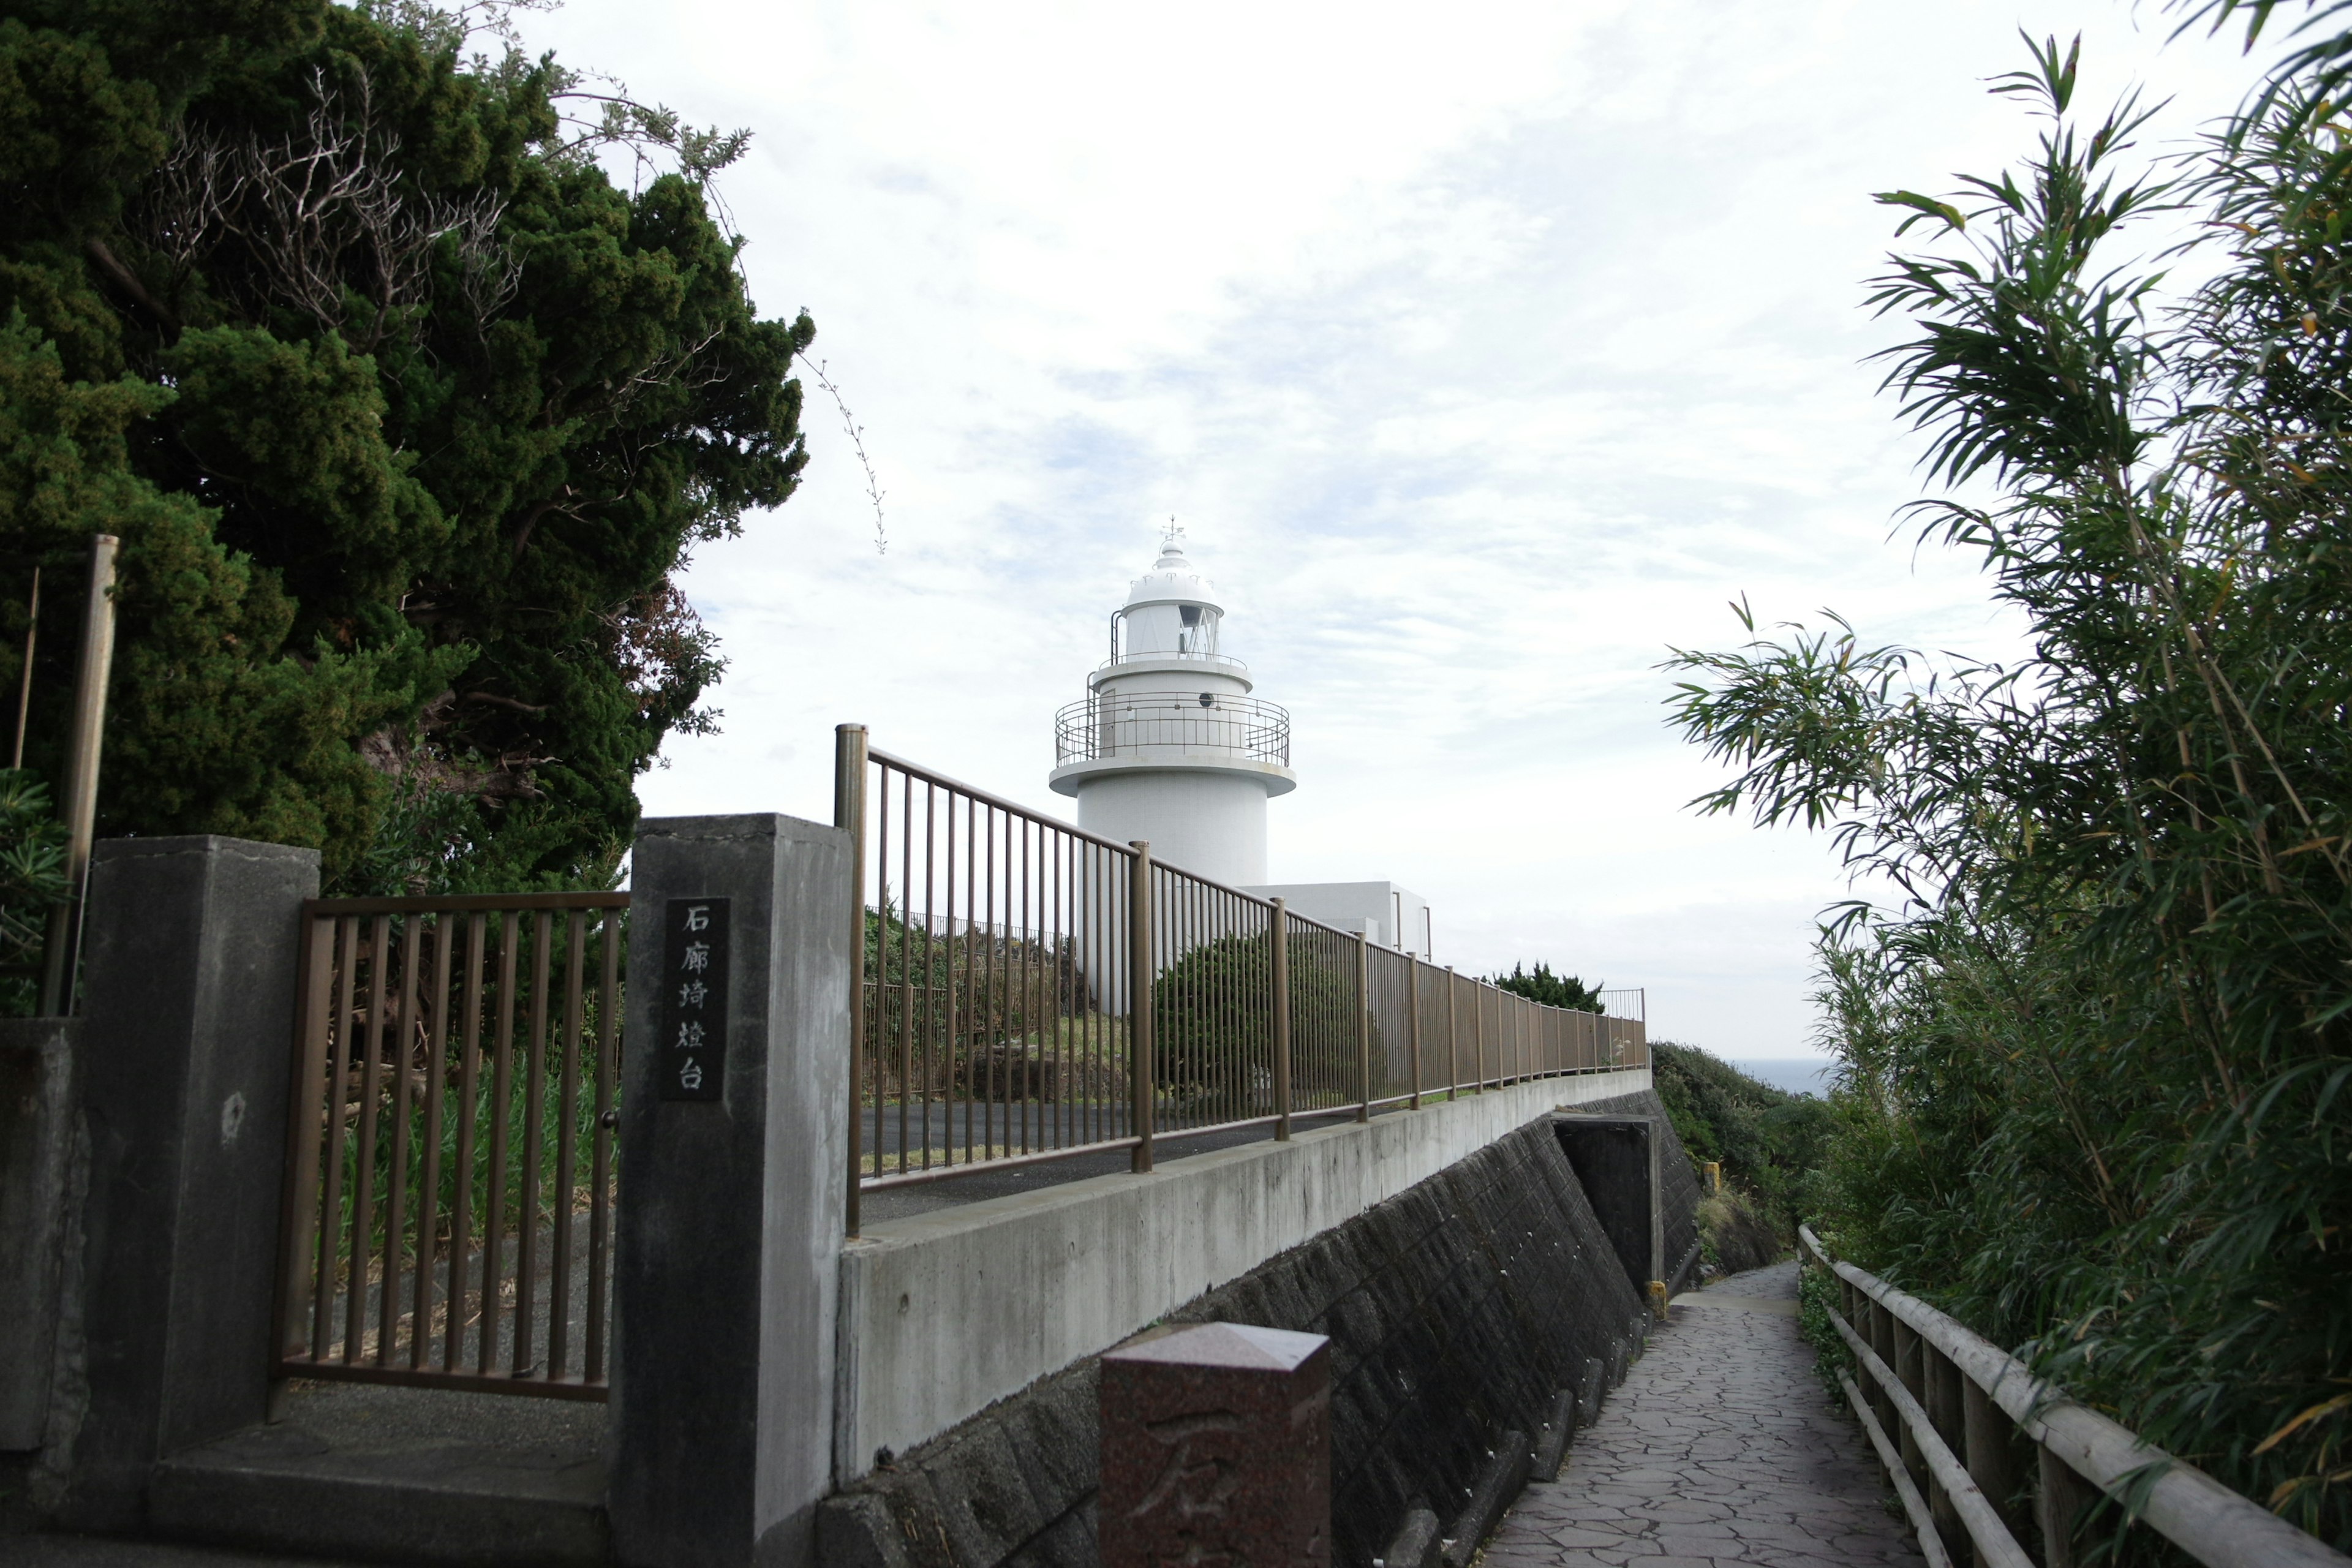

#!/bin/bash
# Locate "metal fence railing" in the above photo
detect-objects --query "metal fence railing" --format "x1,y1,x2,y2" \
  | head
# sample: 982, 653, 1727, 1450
836, 726, 1648, 1232
272, 891, 627, 1401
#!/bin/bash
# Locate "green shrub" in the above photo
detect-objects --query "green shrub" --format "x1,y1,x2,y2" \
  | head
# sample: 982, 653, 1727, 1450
0, 769, 67, 1015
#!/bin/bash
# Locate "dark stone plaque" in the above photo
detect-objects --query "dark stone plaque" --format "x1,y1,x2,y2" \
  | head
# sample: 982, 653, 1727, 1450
1099, 1322, 1331, 1568
658, 897, 729, 1102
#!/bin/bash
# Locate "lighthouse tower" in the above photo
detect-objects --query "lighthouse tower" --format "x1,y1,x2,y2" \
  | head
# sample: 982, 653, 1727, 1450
1049, 531, 1295, 884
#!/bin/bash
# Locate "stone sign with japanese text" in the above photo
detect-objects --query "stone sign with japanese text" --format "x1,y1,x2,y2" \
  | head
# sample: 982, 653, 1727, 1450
659, 897, 729, 1101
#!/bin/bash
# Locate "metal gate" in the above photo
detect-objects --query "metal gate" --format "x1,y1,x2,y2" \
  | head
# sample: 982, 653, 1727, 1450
271, 892, 627, 1400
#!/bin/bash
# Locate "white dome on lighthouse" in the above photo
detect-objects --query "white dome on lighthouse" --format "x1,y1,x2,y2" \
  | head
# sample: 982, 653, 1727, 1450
1112, 537, 1227, 666
1049, 529, 1294, 886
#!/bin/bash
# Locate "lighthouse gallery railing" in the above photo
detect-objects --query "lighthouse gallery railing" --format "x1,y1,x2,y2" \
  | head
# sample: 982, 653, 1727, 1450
1053, 692, 1291, 769
833, 726, 1647, 1232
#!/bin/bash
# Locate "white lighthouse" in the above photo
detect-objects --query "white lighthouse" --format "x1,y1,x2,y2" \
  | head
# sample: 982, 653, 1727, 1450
1048, 532, 1295, 885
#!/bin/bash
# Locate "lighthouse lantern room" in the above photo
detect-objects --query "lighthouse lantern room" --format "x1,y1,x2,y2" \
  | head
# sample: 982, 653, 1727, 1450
1049, 532, 1295, 887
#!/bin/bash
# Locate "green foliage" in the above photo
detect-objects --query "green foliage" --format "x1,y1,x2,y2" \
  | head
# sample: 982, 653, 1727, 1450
1796, 1261, 1853, 1403
1153, 930, 1360, 1120
0, 0, 814, 893
1665, 20, 2352, 1547
1490, 960, 1601, 1012
1650, 1039, 1830, 1241
0, 767, 66, 1012
860, 907, 1097, 1102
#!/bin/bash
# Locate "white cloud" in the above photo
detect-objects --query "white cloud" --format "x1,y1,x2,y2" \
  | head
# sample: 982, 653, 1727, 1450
516, 0, 2284, 1055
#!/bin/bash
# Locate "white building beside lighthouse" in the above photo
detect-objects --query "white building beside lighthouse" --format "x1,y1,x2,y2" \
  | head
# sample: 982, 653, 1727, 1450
1049, 530, 1432, 956
1047, 533, 1294, 887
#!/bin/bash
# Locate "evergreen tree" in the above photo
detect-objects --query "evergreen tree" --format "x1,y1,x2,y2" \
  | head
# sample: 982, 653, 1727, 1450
1491, 960, 1602, 1012
0, 0, 815, 892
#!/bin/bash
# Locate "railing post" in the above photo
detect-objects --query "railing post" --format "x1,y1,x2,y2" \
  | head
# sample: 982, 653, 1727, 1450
39, 532, 119, 1016
1406, 955, 1421, 1110
1869, 1300, 1901, 1442
1270, 899, 1291, 1141
1445, 965, 1458, 1096
1129, 841, 1155, 1174
1965, 1377, 2026, 1544
2038, 1444, 2090, 1568
1474, 979, 1487, 1091
1352, 931, 1370, 1123
1924, 1344, 1964, 1555
836, 723, 868, 1236
1893, 1319, 1929, 1503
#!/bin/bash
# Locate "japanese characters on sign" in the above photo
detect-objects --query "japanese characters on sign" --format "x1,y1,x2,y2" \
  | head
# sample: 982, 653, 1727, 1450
658, 897, 730, 1102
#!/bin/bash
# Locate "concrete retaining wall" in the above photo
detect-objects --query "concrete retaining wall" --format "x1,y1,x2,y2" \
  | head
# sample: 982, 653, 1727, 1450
820, 1089, 1693, 1568
833, 1069, 1652, 1483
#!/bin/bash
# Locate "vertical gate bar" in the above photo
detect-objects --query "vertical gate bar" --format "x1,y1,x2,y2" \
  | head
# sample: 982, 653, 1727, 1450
586, 905, 622, 1384
480, 913, 519, 1375
1406, 956, 1422, 1110
314, 916, 360, 1359
275, 910, 336, 1371
380, 916, 419, 1365
411, 916, 454, 1369
446, 912, 487, 1372
1128, 842, 1153, 1173
345, 914, 391, 1363
549, 910, 587, 1380
514, 910, 554, 1378
835, 725, 867, 1232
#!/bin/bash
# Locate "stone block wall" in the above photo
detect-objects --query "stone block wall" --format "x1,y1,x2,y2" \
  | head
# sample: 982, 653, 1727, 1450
818, 1088, 1695, 1568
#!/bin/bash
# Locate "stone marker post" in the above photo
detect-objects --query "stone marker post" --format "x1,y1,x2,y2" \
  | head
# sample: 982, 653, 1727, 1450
1099, 1322, 1332, 1568
611, 814, 851, 1568
64, 835, 319, 1528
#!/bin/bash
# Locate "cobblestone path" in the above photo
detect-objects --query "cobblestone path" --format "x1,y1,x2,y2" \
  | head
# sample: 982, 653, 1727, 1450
1482, 1260, 1924, 1568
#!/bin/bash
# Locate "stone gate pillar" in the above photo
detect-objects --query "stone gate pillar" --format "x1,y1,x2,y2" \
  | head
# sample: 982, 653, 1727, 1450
610, 814, 852, 1568
62, 835, 320, 1529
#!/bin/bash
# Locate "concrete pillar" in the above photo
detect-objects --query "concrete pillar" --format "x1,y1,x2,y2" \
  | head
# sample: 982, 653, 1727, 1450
62, 836, 319, 1528
611, 815, 851, 1568
1099, 1323, 1332, 1568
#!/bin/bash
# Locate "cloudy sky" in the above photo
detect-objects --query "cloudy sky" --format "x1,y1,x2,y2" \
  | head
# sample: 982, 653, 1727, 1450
511, 0, 2279, 1057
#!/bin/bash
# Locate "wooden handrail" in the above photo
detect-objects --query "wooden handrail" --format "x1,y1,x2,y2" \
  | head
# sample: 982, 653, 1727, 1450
1798, 1226, 2350, 1568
